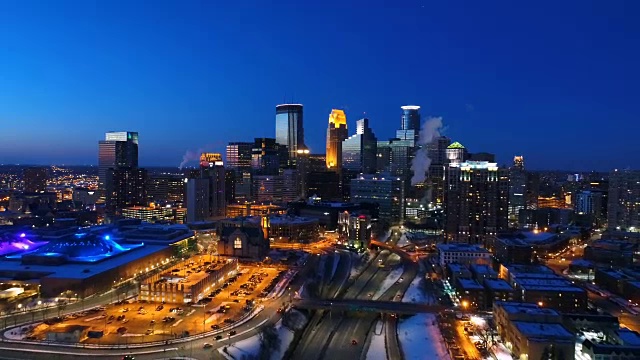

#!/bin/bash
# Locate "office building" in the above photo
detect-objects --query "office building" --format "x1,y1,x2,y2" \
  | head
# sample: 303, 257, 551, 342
251, 137, 286, 175
376, 141, 392, 174
234, 171, 252, 203
306, 171, 341, 201
225, 142, 253, 171
252, 175, 284, 203
185, 153, 225, 222
444, 161, 509, 244
98, 131, 139, 190
350, 174, 404, 222
526, 172, 540, 210
105, 167, 147, 216
326, 109, 348, 171
22, 167, 48, 193
436, 243, 491, 267
575, 190, 604, 224
426, 136, 451, 205
342, 118, 377, 174
395, 105, 420, 146
508, 156, 527, 226
275, 104, 304, 164
307, 154, 327, 173
146, 174, 185, 203
225, 169, 236, 204
607, 169, 640, 231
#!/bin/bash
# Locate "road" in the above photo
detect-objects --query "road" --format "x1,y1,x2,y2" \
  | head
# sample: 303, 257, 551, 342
0, 255, 321, 360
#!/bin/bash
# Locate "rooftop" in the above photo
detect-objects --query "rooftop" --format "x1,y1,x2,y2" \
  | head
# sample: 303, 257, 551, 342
457, 278, 484, 290
447, 142, 465, 149
616, 329, 640, 346
447, 263, 470, 273
437, 243, 490, 253
484, 279, 513, 291
514, 321, 573, 339
470, 264, 497, 275
495, 301, 560, 316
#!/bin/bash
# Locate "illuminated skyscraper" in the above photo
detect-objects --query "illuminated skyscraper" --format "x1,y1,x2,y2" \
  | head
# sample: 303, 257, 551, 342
275, 104, 304, 163
98, 131, 139, 190
396, 105, 421, 146
508, 156, 527, 226
342, 118, 377, 174
226, 142, 253, 172
444, 161, 509, 244
608, 169, 640, 231
326, 109, 348, 171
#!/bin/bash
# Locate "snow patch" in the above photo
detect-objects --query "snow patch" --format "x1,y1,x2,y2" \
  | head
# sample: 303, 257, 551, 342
366, 320, 388, 360
218, 319, 294, 360
402, 274, 435, 304
397, 234, 411, 247
398, 314, 450, 360
373, 266, 404, 300
330, 252, 340, 280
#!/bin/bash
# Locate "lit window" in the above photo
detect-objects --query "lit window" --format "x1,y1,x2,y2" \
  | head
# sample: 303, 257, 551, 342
234, 237, 242, 249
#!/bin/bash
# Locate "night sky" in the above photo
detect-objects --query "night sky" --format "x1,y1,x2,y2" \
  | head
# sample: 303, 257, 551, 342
1, 1, 639, 171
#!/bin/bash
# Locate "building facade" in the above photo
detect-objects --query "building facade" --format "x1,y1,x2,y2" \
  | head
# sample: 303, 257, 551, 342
326, 109, 348, 171
98, 131, 139, 190
275, 104, 304, 164
342, 118, 377, 174
350, 174, 404, 222
608, 169, 640, 231
23, 167, 48, 193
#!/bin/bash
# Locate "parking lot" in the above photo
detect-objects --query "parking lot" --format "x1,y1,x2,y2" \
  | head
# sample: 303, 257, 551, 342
24, 265, 283, 345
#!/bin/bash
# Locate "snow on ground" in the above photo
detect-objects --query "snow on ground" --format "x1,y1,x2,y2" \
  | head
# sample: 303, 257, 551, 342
330, 251, 340, 280
491, 342, 514, 360
402, 274, 435, 304
397, 234, 410, 247
4, 328, 27, 340
373, 266, 404, 300
219, 320, 294, 360
349, 251, 370, 279
381, 230, 392, 242
398, 314, 450, 360
366, 320, 388, 360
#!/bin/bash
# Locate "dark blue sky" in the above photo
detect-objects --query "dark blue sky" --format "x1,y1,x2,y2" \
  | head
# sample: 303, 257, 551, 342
1, 1, 638, 170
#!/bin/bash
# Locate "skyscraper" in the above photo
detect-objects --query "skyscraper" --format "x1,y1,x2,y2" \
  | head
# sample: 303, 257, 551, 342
342, 118, 378, 174
226, 142, 253, 171
251, 138, 287, 175
326, 109, 348, 171
396, 105, 421, 145
105, 167, 147, 216
350, 174, 404, 222
275, 104, 304, 163
426, 136, 452, 205
508, 156, 527, 226
22, 167, 48, 193
444, 161, 509, 244
186, 153, 226, 222
98, 131, 139, 190
607, 169, 640, 231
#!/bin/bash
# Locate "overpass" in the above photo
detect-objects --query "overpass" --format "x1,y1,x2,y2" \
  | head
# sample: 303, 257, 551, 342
292, 298, 445, 314
370, 240, 419, 262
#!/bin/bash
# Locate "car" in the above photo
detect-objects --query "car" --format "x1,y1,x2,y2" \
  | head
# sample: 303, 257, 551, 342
215, 335, 223, 340
367, 293, 373, 297
203, 343, 212, 349
224, 318, 235, 324
145, 329, 153, 335
351, 339, 358, 345
211, 324, 220, 330
229, 330, 236, 336
122, 356, 135, 360
398, 277, 404, 283
277, 307, 283, 314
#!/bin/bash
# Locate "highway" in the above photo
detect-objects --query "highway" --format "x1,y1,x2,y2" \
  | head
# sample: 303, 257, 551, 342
0, 255, 321, 360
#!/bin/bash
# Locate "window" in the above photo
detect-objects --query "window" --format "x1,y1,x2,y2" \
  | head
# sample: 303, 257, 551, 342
234, 237, 242, 249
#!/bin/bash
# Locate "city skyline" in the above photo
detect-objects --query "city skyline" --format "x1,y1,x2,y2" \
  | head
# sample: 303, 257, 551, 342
1, 1, 640, 171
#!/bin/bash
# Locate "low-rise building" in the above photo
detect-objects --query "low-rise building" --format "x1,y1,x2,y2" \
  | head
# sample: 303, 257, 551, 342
470, 264, 497, 283
217, 226, 269, 260
436, 243, 491, 267
338, 212, 371, 250
484, 279, 514, 307
584, 239, 637, 266
446, 263, 472, 283
493, 302, 575, 360
456, 278, 485, 310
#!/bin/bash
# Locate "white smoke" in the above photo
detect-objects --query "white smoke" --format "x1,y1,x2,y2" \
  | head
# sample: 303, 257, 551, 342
410, 117, 444, 186
179, 149, 203, 169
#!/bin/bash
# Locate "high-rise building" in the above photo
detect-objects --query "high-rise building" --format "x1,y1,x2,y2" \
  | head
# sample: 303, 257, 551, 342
446, 142, 468, 165
350, 174, 404, 222
275, 104, 304, 164
376, 141, 392, 174
426, 136, 452, 205
396, 105, 421, 146
225, 169, 236, 204
252, 175, 284, 203
282, 169, 300, 203
98, 131, 139, 190
342, 118, 378, 174
326, 109, 348, 171
226, 142, 253, 172
146, 174, 185, 203
186, 153, 226, 222
444, 161, 509, 244
308, 154, 327, 173
607, 170, 640, 231
306, 171, 341, 201
22, 167, 48, 193
105, 167, 147, 216
508, 156, 527, 226
252, 138, 287, 175
525, 172, 540, 210
575, 190, 604, 219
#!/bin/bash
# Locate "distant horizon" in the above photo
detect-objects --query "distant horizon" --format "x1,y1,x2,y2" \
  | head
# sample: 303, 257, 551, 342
0, 163, 619, 174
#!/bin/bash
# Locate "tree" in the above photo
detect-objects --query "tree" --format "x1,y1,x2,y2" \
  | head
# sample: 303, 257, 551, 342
258, 323, 280, 360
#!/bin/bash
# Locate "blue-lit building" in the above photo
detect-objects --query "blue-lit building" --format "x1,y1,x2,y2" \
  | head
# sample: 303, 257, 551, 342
275, 104, 304, 165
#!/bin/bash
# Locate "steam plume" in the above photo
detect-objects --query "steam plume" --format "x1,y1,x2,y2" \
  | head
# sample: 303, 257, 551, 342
179, 149, 203, 169
410, 117, 444, 186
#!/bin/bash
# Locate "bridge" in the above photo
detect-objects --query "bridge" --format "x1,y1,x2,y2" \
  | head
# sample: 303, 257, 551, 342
292, 298, 446, 314
370, 240, 420, 262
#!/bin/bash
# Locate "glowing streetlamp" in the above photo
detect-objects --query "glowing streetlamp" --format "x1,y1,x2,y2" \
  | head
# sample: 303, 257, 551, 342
538, 301, 544, 307
462, 300, 469, 309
